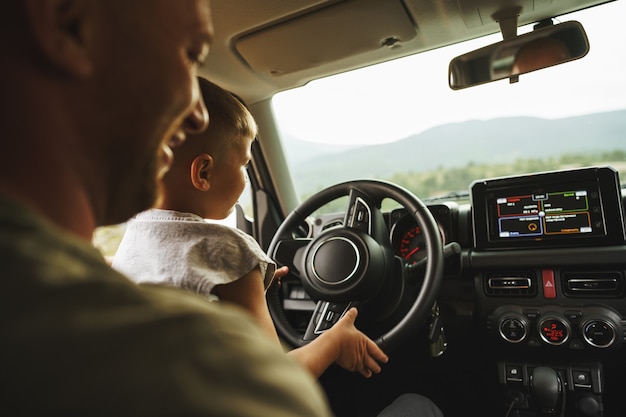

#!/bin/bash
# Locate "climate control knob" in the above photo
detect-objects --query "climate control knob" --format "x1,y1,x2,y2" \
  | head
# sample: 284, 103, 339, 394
582, 319, 616, 348
499, 315, 528, 343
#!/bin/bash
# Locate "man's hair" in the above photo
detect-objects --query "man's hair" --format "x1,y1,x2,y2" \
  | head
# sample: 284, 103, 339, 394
198, 77, 257, 147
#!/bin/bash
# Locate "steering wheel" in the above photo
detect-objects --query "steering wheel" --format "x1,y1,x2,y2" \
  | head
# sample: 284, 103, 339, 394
266, 179, 445, 352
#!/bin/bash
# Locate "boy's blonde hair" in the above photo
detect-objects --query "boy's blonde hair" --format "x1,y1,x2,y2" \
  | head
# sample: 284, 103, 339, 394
198, 77, 257, 150
168, 77, 257, 172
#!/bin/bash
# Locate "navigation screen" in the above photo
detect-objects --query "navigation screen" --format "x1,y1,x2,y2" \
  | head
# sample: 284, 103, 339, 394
496, 190, 594, 238
470, 167, 626, 249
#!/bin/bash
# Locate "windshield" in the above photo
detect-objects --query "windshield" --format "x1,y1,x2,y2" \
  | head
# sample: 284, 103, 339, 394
272, 1, 626, 204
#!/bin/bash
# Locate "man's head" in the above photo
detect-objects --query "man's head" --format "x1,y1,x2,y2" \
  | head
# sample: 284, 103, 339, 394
512, 36, 570, 75
159, 77, 257, 220
0, 0, 214, 236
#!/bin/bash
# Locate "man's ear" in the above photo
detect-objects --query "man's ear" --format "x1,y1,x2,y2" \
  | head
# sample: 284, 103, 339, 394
23, 0, 93, 77
190, 154, 213, 191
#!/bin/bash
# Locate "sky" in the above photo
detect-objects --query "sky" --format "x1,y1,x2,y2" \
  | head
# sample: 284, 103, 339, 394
272, 1, 626, 146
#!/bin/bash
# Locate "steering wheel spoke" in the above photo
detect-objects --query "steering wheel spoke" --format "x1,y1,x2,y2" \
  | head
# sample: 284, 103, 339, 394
270, 237, 311, 278
343, 188, 375, 233
341, 187, 391, 245
302, 300, 354, 341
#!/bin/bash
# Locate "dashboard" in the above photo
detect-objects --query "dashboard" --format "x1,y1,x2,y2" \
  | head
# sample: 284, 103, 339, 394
468, 167, 626, 352
296, 165, 626, 356
384, 166, 626, 353
273, 166, 626, 416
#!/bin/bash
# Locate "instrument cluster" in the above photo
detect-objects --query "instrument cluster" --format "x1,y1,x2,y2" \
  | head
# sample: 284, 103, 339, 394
388, 203, 457, 263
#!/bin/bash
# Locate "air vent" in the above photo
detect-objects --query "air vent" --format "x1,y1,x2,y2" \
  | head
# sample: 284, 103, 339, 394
484, 272, 537, 297
562, 271, 624, 297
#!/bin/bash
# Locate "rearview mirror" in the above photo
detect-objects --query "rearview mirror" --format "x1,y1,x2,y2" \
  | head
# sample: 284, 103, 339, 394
449, 21, 589, 90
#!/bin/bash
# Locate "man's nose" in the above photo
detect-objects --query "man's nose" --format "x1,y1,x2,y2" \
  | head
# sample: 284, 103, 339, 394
184, 88, 209, 134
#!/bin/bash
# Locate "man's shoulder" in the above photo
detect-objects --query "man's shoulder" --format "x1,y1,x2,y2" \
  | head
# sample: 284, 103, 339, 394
2, 259, 332, 417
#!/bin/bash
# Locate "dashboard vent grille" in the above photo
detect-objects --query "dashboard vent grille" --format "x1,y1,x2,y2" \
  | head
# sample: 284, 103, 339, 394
562, 271, 624, 297
484, 272, 537, 297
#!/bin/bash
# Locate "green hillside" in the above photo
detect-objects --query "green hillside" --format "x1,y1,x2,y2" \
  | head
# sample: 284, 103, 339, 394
283, 110, 626, 198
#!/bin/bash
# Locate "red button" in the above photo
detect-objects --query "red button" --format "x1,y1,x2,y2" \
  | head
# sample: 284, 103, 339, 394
542, 269, 556, 299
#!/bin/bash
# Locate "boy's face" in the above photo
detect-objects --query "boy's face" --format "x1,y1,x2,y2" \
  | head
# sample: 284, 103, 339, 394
205, 136, 254, 220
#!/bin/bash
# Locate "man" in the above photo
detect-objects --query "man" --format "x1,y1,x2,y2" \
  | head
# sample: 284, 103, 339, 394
512, 36, 571, 75
0, 1, 332, 415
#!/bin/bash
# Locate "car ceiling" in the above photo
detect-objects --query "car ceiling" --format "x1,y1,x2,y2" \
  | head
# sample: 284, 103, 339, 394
200, 0, 612, 105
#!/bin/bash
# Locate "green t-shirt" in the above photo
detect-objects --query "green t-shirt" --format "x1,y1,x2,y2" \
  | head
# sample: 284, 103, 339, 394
0, 196, 333, 417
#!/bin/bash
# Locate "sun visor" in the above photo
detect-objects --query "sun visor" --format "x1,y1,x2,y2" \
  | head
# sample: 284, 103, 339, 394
235, 0, 417, 76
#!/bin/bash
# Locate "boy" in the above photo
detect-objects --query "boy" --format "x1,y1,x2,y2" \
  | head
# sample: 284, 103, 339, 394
113, 77, 388, 378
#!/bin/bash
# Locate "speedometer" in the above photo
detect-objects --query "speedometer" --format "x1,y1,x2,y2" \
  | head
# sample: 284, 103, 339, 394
390, 213, 446, 264
398, 225, 427, 263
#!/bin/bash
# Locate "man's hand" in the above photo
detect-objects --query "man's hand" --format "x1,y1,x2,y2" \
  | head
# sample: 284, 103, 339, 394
327, 307, 389, 378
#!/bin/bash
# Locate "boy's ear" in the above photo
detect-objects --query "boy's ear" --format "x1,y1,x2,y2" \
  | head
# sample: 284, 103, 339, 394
190, 154, 213, 191
23, 0, 94, 77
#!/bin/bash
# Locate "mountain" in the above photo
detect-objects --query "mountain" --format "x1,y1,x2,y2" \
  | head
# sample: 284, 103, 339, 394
283, 110, 626, 193
280, 133, 357, 164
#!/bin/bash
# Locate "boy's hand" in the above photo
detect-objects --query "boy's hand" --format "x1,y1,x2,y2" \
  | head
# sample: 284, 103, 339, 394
271, 266, 289, 288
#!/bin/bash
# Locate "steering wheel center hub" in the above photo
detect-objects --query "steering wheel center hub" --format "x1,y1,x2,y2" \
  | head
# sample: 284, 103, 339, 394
311, 237, 360, 285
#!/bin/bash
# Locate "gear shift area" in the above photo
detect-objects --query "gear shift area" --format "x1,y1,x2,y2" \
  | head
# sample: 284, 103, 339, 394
498, 362, 603, 417
530, 366, 564, 416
